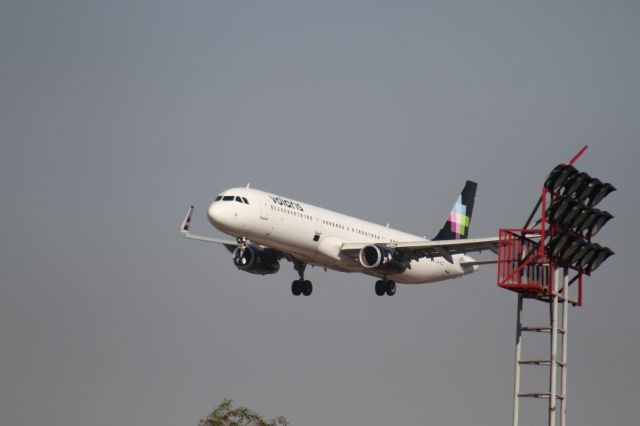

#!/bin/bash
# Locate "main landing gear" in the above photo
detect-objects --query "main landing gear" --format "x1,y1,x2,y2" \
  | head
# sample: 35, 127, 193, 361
291, 259, 312, 296
375, 279, 396, 296
291, 279, 312, 296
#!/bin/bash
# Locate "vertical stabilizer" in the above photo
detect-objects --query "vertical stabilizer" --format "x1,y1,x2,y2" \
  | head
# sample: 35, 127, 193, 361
433, 181, 477, 240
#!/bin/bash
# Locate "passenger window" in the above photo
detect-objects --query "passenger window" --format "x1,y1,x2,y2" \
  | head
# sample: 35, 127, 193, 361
215, 195, 222, 201
242, 197, 249, 204
222, 195, 234, 201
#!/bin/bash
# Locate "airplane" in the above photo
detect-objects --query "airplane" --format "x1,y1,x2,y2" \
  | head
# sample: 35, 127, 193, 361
180, 181, 498, 296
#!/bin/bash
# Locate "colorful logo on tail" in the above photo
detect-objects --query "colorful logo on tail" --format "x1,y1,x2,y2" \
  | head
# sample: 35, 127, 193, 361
448, 196, 470, 239
433, 180, 476, 241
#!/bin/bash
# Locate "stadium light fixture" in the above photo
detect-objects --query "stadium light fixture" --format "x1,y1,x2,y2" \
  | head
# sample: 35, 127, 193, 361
587, 211, 613, 237
558, 237, 584, 265
585, 247, 614, 274
567, 206, 593, 231
578, 243, 602, 269
577, 177, 603, 204
588, 182, 616, 207
541, 157, 615, 275
567, 240, 592, 267
546, 196, 575, 224
544, 164, 577, 192
559, 203, 584, 228
546, 231, 579, 259
563, 171, 591, 197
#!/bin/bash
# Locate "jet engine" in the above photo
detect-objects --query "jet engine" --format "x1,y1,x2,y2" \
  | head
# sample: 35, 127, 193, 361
358, 244, 407, 274
233, 245, 280, 275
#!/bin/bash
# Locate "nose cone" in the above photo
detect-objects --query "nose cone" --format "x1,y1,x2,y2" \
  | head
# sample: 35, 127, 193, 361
207, 202, 229, 230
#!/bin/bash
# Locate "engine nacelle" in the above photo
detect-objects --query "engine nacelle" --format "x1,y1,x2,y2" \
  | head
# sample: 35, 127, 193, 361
358, 244, 407, 274
233, 245, 280, 275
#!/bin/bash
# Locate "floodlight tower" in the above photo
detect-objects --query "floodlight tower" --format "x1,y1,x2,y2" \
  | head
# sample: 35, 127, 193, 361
497, 146, 615, 426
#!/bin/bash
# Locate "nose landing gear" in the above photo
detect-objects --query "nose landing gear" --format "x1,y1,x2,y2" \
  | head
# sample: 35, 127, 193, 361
291, 259, 312, 296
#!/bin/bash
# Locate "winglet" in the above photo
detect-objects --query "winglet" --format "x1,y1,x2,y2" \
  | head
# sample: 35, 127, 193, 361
181, 205, 194, 234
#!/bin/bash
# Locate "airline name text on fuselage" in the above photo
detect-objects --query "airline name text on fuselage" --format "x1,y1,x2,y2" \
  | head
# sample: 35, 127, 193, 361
269, 195, 304, 211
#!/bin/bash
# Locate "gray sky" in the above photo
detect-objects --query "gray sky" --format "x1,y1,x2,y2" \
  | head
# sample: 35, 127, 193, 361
1, 1, 639, 425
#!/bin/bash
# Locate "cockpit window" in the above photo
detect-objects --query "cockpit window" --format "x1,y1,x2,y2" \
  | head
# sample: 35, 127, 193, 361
218, 194, 249, 203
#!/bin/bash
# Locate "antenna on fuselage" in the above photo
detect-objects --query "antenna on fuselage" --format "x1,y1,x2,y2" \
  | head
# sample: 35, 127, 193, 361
246, 183, 250, 188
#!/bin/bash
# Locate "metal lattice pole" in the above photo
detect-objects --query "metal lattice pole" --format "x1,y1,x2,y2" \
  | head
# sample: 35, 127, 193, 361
560, 268, 569, 426
512, 294, 523, 426
549, 267, 560, 426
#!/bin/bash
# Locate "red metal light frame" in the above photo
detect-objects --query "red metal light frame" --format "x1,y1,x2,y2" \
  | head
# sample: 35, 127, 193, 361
497, 147, 588, 305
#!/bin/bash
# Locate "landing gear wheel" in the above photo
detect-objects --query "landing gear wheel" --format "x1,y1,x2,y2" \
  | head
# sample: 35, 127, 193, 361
385, 280, 396, 296
375, 280, 386, 296
292, 260, 311, 296
291, 280, 302, 296
302, 280, 313, 296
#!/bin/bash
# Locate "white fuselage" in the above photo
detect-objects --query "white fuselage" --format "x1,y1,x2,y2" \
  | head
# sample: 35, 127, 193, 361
207, 187, 478, 284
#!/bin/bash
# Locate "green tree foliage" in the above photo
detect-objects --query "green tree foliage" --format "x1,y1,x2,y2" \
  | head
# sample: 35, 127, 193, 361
199, 399, 289, 426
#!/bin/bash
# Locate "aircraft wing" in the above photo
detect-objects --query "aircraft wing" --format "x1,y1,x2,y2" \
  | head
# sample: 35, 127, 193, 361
179, 206, 238, 252
179, 206, 292, 261
340, 236, 499, 264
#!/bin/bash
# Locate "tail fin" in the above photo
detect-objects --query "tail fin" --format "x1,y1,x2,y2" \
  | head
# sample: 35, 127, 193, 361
433, 181, 477, 240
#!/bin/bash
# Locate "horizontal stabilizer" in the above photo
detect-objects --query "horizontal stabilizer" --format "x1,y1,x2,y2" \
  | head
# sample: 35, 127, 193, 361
460, 260, 498, 266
